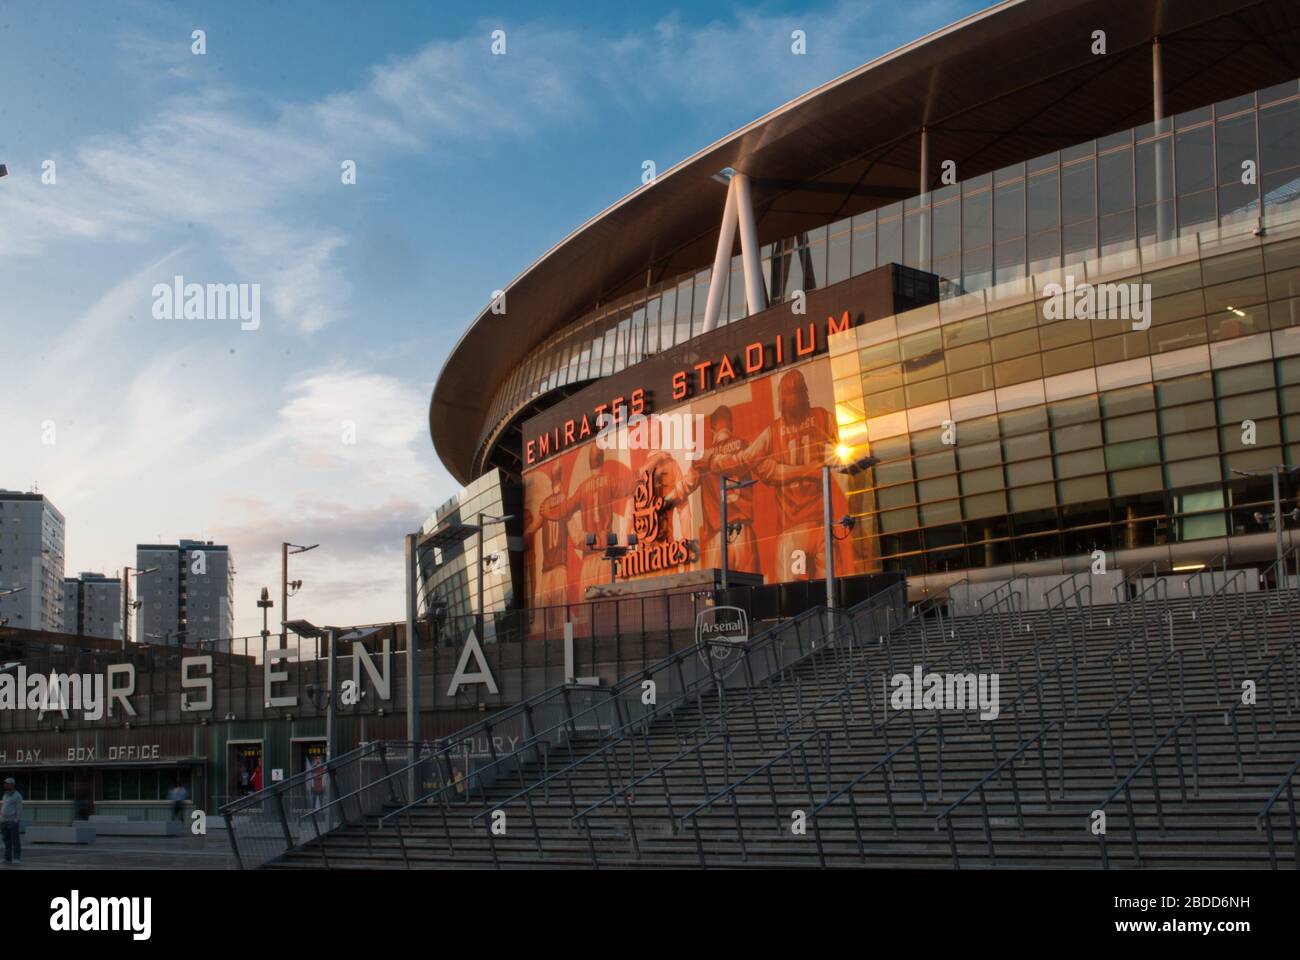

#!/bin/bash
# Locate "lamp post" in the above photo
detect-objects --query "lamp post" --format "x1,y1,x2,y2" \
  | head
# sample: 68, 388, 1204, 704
286, 619, 337, 758
822, 453, 878, 614
585, 532, 638, 584
121, 566, 159, 651
719, 476, 757, 590
281, 543, 318, 647
0, 586, 22, 629
257, 587, 274, 661
475, 514, 513, 639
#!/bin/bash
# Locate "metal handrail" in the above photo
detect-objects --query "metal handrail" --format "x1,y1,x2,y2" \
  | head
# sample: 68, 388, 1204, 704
1259, 545, 1300, 594
932, 720, 1062, 868
801, 723, 945, 867
1256, 756, 1300, 869
475, 612, 850, 827
665, 586, 983, 838
668, 624, 932, 830
1093, 715, 1199, 869
220, 738, 376, 817
1113, 561, 1160, 603
1183, 552, 1229, 601
375, 600, 843, 825
1226, 639, 1300, 780
460, 594, 906, 867
480, 592, 903, 838
1098, 647, 1185, 724
1096, 648, 1186, 776
976, 577, 1027, 614
666, 578, 1029, 866
381, 587, 904, 842
1043, 569, 1089, 610
1202, 598, 1267, 709
1191, 568, 1249, 653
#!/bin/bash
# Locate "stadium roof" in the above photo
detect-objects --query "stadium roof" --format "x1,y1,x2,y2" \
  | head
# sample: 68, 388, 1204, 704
431, 0, 1300, 484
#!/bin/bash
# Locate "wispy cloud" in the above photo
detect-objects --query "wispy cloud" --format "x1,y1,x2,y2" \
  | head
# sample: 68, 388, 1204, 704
4, 1, 979, 635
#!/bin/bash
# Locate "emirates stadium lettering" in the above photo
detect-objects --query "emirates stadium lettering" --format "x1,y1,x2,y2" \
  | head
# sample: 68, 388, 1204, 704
525, 311, 852, 467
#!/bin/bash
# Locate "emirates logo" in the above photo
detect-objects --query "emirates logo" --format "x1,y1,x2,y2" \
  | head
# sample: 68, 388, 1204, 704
631, 473, 664, 544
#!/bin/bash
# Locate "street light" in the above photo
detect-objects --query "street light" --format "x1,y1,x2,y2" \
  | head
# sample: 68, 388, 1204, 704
823, 452, 877, 613
257, 586, 275, 660
719, 476, 757, 590
1232, 465, 1300, 571
286, 619, 337, 758
0, 586, 24, 627
585, 530, 638, 584
281, 543, 318, 647
121, 566, 159, 651
474, 514, 513, 638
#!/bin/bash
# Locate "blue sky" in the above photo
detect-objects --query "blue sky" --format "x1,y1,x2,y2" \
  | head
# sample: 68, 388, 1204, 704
0, 0, 985, 636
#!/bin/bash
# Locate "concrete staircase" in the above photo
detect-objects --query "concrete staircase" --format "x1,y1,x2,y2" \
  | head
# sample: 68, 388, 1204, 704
269, 585, 1300, 869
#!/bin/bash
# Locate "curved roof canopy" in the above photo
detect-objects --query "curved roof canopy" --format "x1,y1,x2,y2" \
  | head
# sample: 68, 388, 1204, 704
431, 0, 1300, 484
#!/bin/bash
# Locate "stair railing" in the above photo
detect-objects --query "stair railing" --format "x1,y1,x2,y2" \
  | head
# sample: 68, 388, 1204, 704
933, 720, 1063, 869
373, 599, 844, 834
1225, 639, 1300, 779
1092, 715, 1200, 870
1256, 756, 1300, 869
532, 592, 913, 866
441, 588, 905, 866
1096, 647, 1187, 777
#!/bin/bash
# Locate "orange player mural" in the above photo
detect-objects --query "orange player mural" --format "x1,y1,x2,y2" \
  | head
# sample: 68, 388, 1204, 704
522, 445, 634, 606
668, 404, 759, 575
523, 357, 859, 605
703, 367, 843, 580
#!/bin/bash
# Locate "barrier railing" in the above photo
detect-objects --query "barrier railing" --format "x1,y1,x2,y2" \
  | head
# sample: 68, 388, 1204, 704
369, 584, 907, 863
470, 590, 906, 867
1097, 648, 1186, 777
1093, 715, 1199, 870
220, 739, 408, 870
1226, 640, 1300, 780
934, 721, 1063, 869
1256, 757, 1300, 870
663, 614, 942, 867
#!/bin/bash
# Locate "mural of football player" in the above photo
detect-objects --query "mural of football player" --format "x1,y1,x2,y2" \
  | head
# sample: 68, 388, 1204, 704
705, 367, 840, 579
572, 445, 634, 588
522, 463, 574, 607
632, 449, 694, 553
668, 404, 759, 576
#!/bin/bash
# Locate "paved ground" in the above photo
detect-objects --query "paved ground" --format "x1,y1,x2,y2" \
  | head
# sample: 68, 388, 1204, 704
5, 832, 237, 870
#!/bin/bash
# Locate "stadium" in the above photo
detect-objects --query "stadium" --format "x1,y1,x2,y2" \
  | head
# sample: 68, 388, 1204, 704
7, 0, 1300, 872
427, 0, 1300, 619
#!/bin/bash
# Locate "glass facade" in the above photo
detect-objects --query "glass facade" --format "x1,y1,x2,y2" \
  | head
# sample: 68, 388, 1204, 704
417, 468, 519, 628
830, 230, 1300, 578
478, 78, 1300, 468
